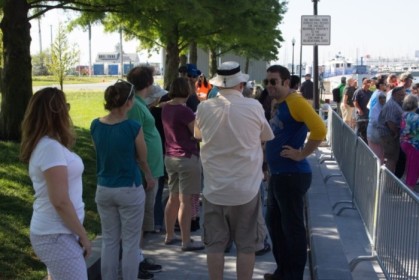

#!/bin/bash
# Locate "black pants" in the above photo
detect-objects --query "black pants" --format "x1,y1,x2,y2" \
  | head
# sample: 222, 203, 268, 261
266, 173, 311, 280
395, 148, 406, 179
356, 120, 369, 144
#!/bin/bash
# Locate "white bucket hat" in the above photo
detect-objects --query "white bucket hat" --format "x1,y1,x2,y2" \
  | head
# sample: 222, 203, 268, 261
144, 84, 167, 105
209, 61, 249, 88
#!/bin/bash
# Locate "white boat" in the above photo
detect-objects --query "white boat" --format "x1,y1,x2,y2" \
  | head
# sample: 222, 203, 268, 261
321, 53, 355, 78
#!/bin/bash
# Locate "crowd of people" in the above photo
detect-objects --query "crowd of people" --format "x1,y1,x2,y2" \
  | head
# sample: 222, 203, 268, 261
21, 61, 328, 280
307, 72, 419, 191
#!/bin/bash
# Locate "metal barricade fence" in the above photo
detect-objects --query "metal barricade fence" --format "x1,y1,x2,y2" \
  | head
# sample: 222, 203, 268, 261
352, 137, 381, 243
373, 167, 419, 280
326, 110, 358, 191
330, 110, 343, 162
318, 105, 334, 164
321, 110, 345, 181
327, 105, 333, 144
325, 111, 419, 280
337, 122, 358, 191
331, 122, 358, 215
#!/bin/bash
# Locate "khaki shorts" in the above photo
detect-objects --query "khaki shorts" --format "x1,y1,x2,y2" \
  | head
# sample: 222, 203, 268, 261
165, 155, 201, 195
341, 104, 354, 123
381, 134, 400, 162
202, 194, 263, 253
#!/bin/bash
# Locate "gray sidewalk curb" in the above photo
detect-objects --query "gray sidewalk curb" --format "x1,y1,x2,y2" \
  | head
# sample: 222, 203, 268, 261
306, 151, 353, 280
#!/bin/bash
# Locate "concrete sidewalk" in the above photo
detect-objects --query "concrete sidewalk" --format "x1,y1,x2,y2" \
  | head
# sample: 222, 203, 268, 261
307, 146, 385, 280
138, 229, 285, 280
86, 144, 385, 280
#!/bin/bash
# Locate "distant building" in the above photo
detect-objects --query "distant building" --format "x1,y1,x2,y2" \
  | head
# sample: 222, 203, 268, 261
93, 52, 139, 75
161, 48, 270, 82
195, 48, 269, 82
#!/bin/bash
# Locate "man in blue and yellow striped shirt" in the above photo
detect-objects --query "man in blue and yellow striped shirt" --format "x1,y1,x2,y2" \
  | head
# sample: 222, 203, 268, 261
263, 65, 326, 280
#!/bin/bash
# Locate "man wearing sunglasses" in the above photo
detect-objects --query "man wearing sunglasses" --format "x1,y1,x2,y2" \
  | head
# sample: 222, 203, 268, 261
263, 65, 326, 280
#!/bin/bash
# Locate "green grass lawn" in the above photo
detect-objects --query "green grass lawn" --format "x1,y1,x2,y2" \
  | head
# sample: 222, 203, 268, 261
32, 75, 116, 86
32, 75, 163, 86
0, 90, 106, 279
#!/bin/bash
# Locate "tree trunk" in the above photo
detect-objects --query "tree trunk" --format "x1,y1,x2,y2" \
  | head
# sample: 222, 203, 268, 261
179, 54, 187, 66
189, 41, 197, 65
0, 0, 32, 141
209, 48, 218, 78
245, 57, 250, 74
164, 40, 179, 89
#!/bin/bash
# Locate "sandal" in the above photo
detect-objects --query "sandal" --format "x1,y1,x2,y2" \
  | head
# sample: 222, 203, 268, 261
164, 236, 181, 245
181, 240, 205, 251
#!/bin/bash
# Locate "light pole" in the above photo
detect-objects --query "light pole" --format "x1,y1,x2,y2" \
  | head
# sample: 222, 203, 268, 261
313, 0, 320, 111
300, 30, 307, 79
291, 38, 296, 75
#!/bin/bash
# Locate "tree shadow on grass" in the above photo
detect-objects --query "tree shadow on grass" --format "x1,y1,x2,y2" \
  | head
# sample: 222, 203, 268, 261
0, 142, 45, 279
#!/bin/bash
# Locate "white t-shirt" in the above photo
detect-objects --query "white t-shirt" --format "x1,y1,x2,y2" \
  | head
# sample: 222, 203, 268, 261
196, 89, 274, 206
29, 136, 85, 235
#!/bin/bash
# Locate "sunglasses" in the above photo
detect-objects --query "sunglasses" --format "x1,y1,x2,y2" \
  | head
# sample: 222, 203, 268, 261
263, 78, 281, 86
115, 79, 135, 104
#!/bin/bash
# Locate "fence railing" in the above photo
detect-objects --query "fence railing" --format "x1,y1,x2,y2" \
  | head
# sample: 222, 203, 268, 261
374, 168, 419, 280
319, 106, 419, 280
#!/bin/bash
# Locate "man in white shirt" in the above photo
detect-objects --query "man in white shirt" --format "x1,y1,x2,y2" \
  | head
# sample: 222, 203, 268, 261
194, 61, 274, 280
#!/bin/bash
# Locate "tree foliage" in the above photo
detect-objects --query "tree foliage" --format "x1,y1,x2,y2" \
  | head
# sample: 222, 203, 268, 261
95, 1, 214, 88
0, 0, 132, 141
197, 0, 287, 76
47, 22, 79, 90
0, 0, 287, 141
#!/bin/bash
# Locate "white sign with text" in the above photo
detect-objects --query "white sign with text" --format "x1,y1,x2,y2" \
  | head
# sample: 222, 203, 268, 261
301, 15, 331, 45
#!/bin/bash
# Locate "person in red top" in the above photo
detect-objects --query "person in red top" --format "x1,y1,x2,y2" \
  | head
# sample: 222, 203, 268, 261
196, 74, 212, 101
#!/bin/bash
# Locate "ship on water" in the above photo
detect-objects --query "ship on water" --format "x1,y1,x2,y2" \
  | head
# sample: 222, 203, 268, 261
319, 52, 419, 78
318, 53, 419, 93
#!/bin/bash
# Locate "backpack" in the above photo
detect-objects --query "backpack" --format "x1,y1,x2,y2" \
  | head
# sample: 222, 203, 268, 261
345, 87, 355, 107
332, 87, 341, 103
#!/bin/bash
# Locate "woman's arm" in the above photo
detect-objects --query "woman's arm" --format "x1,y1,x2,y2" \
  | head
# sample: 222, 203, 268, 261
44, 166, 91, 257
187, 120, 195, 137
135, 129, 156, 190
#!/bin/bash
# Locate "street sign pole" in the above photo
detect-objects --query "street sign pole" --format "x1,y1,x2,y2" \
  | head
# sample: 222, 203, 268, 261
301, 2, 330, 111
313, 0, 319, 111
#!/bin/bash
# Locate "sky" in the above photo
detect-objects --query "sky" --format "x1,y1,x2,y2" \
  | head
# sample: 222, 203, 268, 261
30, 10, 151, 66
277, 0, 419, 65
30, 0, 419, 66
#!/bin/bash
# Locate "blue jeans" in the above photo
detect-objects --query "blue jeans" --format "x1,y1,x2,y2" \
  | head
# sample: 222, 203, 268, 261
266, 173, 311, 280
95, 185, 145, 280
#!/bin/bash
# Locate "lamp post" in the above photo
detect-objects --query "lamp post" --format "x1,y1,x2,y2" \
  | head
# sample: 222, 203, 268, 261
312, 0, 319, 111
299, 29, 303, 79
291, 38, 296, 75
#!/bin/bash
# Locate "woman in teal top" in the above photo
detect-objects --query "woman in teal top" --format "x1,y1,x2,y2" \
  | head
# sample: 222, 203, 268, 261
90, 80, 155, 280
